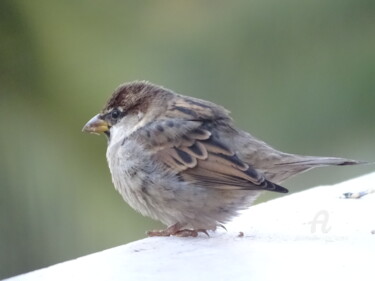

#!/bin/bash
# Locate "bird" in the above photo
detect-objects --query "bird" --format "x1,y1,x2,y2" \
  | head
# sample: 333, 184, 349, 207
83, 81, 360, 237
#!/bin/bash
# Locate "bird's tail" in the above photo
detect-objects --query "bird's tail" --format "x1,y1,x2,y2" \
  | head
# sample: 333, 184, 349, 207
267, 155, 366, 183
278, 156, 364, 167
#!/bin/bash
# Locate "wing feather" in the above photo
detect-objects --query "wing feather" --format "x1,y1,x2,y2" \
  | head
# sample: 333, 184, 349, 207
137, 98, 288, 194
152, 128, 287, 193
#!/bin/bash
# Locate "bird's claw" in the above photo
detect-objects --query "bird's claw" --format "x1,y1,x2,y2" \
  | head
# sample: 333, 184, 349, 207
146, 223, 209, 237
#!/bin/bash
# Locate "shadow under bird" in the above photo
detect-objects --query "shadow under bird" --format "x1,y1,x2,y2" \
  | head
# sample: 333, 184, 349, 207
83, 81, 361, 237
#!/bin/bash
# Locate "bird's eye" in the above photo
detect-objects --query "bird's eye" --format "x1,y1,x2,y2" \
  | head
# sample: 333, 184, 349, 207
111, 109, 121, 120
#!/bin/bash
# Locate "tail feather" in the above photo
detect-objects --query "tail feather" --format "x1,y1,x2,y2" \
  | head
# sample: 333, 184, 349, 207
261, 154, 368, 184
277, 156, 364, 167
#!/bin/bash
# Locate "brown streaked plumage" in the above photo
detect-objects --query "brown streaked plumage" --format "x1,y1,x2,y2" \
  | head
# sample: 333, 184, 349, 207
83, 81, 361, 237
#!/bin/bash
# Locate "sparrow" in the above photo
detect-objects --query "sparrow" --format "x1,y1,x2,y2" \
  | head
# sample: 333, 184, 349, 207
83, 81, 360, 237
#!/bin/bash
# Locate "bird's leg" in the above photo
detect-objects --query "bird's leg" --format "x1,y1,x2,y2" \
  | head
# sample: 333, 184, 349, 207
146, 222, 184, 237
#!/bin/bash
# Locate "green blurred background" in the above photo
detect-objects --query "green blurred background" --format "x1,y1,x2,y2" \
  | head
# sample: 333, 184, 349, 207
1, 0, 374, 278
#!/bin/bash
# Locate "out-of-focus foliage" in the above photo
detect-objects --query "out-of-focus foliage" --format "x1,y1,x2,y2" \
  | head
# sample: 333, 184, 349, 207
0, 0, 374, 278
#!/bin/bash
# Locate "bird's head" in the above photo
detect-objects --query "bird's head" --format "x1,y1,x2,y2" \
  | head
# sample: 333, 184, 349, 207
82, 81, 169, 140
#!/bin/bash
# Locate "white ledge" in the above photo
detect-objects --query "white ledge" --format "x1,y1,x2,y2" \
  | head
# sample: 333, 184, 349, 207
8, 172, 375, 281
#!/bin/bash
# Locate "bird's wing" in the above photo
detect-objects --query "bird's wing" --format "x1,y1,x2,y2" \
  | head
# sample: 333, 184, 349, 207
154, 127, 287, 193
135, 97, 288, 193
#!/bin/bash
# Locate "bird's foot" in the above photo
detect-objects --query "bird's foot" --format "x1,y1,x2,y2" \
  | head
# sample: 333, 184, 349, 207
217, 224, 227, 231
147, 223, 181, 237
174, 229, 209, 237
146, 223, 209, 237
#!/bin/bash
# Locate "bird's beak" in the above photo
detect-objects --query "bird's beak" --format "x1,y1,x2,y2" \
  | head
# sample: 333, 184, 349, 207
82, 114, 109, 135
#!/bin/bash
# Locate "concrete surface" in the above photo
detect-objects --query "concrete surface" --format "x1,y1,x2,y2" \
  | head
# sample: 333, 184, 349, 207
8, 172, 375, 281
